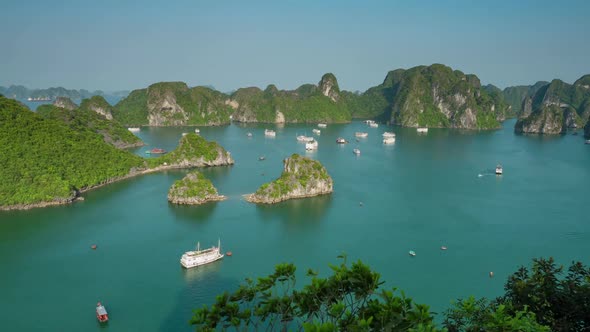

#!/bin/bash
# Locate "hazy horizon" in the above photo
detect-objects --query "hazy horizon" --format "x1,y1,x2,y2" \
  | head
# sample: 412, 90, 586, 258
2, 0, 589, 93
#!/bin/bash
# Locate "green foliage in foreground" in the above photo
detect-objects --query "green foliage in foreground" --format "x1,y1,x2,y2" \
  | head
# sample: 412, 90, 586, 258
0, 95, 145, 206
37, 103, 142, 148
191, 258, 440, 331
168, 171, 217, 200
146, 133, 224, 168
192, 257, 590, 331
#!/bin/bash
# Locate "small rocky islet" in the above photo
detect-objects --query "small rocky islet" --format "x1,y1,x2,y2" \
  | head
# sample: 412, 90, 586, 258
168, 171, 226, 205
245, 154, 333, 204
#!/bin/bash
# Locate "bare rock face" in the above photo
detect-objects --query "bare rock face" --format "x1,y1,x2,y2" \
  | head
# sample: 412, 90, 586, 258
79, 96, 114, 120
318, 73, 340, 102
147, 83, 189, 126
53, 97, 78, 111
167, 171, 226, 205
245, 154, 333, 204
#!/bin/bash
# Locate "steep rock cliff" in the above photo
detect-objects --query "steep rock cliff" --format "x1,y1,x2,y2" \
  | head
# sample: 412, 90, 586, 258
245, 154, 333, 204
229, 74, 350, 124
53, 97, 78, 111
79, 95, 113, 120
344, 64, 508, 129
168, 171, 225, 205
515, 76, 590, 134
113, 82, 233, 126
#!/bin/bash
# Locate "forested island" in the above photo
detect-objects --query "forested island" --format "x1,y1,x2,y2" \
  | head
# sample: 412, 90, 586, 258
245, 154, 333, 204
0, 94, 233, 210
167, 171, 225, 205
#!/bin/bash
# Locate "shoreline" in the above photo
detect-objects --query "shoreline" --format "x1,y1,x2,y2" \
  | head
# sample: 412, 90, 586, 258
0, 163, 233, 212
243, 191, 332, 204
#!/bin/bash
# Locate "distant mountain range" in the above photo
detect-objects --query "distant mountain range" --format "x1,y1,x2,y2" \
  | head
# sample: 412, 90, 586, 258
0, 85, 129, 101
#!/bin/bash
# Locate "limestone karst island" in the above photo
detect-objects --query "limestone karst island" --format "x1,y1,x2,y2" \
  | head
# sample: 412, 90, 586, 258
1, 1, 589, 331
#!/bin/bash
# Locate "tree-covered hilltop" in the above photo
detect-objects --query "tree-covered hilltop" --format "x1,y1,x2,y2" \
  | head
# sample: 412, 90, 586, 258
53, 96, 78, 110
167, 171, 225, 205
37, 103, 143, 149
246, 154, 333, 204
229, 73, 351, 124
79, 95, 114, 120
147, 133, 234, 168
515, 75, 590, 134
191, 257, 588, 331
344, 64, 509, 129
112, 82, 233, 126
0, 95, 145, 207
501, 81, 549, 116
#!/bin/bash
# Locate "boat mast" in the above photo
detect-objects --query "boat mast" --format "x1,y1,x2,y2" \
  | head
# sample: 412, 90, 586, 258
218, 238, 221, 252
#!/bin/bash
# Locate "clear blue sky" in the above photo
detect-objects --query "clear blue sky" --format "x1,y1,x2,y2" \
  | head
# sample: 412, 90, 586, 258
1, 0, 589, 92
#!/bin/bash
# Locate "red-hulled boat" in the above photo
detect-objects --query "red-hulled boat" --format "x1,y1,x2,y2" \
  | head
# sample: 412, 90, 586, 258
148, 148, 167, 154
96, 302, 108, 323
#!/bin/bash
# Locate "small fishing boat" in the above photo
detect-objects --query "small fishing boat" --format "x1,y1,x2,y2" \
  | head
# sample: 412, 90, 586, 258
441, 246, 447, 250
336, 137, 348, 144
312, 129, 321, 135
194, 128, 200, 133
495, 164, 503, 175
264, 129, 276, 137
305, 139, 318, 150
259, 156, 266, 161
353, 148, 361, 155
96, 302, 108, 323
146, 148, 166, 154
417, 127, 428, 133
226, 251, 233, 256
382, 132, 396, 138
355, 132, 368, 138
383, 137, 396, 144
91, 244, 97, 250
297, 135, 314, 142
409, 250, 416, 257
317, 123, 327, 128
247, 132, 253, 137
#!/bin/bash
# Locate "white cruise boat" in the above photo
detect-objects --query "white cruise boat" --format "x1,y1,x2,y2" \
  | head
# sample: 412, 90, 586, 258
383, 137, 396, 144
417, 127, 428, 133
127, 127, 140, 132
495, 164, 503, 175
297, 135, 314, 142
318, 123, 327, 128
180, 240, 224, 269
247, 132, 253, 137
336, 137, 348, 144
353, 148, 361, 155
264, 129, 276, 137
382, 132, 396, 138
369, 122, 378, 128
195, 128, 200, 134
312, 129, 321, 135
355, 132, 368, 138
305, 139, 318, 150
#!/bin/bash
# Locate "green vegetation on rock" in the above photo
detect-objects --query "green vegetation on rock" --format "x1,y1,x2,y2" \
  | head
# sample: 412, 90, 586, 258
147, 133, 233, 168
79, 95, 114, 120
345, 64, 509, 129
515, 77, 590, 134
37, 103, 143, 149
230, 74, 351, 124
248, 154, 332, 203
501, 81, 549, 116
113, 82, 233, 126
167, 171, 223, 204
0, 95, 145, 206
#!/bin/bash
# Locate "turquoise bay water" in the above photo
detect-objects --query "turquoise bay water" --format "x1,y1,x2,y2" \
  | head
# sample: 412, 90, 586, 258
1, 120, 589, 331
